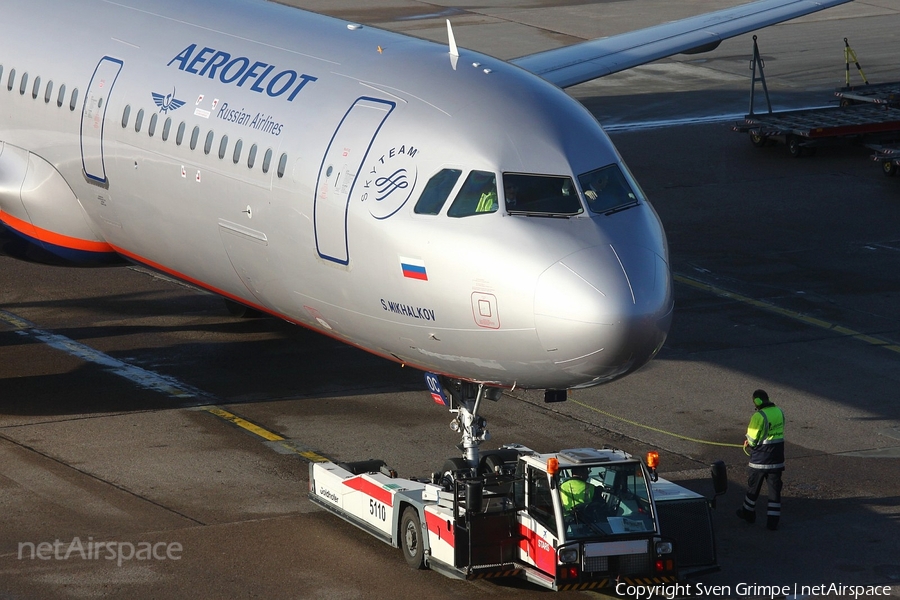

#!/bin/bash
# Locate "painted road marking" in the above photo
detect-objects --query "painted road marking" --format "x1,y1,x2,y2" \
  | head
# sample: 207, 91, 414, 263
674, 275, 900, 355
0, 309, 206, 400
0, 308, 329, 462
202, 406, 330, 462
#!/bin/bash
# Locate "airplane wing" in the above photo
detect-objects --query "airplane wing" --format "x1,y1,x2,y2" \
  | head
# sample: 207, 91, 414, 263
511, 0, 854, 88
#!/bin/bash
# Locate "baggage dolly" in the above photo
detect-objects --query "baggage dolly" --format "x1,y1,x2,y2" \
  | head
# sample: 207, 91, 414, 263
868, 144, 900, 177
834, 38, 900, 107
733, 37, 900, 157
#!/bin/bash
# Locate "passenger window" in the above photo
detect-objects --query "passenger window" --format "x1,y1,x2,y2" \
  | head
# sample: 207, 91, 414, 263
277, 153, 287, 178
176, 122, 186, 146
247, 144, 258, 169
8, 68, 16, 92
218, 135, 228, 160
69, 88, 78, 111
204, 131, 214, 155
162, 117, 172, 141
19, 72, 28, 95
134, 108, 144, 132
262, 149, 272, 174
32, 76, 40, 99
121, 105, 131, 128
57, 84, 66, 107
232, 139, 243, 164
0, 66, 4, 87
148, 113, 158, 137
44, 80, 53, 103
415, 169, 462, 215
447, 170, 498, 217
190, 126, 200, 150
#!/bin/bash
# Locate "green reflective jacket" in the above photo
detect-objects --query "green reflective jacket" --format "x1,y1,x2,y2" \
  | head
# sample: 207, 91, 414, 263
559, 478, 595, 511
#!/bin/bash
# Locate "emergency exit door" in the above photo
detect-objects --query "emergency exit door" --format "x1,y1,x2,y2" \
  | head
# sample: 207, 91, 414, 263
314, 97, 395, 265
81, 56, 123, 186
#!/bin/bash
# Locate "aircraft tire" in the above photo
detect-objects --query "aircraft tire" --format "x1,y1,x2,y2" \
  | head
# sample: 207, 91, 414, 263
339, 459, 389, 475
883, 160, 897, 177
438, 457, 469, 488
479, 449, 521, 475
441, 457, 469, 473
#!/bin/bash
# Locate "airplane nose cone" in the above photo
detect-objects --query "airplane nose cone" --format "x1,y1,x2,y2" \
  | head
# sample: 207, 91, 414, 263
534, 244, 673, 386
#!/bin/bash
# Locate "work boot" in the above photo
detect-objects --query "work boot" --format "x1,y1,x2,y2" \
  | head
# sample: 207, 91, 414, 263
735, 508, 755, 524
766, 516, 779, 531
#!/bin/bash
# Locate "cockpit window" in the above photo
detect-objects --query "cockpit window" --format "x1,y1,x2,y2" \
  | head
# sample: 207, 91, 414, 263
503, 173, 583, 217
414, 168, 462, 215
579, 164, 639, 215
448, 170, 498, 217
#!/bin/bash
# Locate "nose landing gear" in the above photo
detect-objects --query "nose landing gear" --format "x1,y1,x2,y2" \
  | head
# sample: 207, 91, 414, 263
429, 375, 502, 474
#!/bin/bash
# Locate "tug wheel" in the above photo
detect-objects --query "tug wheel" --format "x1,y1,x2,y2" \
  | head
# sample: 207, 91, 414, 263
400, 507, 426, 570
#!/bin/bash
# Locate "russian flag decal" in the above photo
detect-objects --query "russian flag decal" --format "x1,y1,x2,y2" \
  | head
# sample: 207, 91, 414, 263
400, 256, 428, 281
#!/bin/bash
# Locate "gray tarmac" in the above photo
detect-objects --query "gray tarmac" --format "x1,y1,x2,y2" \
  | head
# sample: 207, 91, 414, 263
2, 1, 900, 598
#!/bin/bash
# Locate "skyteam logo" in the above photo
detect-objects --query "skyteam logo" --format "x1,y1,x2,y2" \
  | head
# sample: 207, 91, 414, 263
151, 89, 186, 114
375, 169, 410, 202
361, 144, 419, 220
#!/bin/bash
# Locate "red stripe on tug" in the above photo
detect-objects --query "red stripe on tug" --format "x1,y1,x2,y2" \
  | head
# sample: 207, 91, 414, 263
343, 475, 394, 507
519, 523, 557, 573
424, 510, 455, 547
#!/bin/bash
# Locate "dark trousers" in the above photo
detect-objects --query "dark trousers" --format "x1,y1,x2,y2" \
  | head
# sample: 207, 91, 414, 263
740, 467, 783, 529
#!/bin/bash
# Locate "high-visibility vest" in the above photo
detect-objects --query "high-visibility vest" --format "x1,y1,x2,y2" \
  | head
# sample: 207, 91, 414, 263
746, 405, 785, 447
746, 404, 785, 469
560, 478, 594, 511
475, 190, 497, 213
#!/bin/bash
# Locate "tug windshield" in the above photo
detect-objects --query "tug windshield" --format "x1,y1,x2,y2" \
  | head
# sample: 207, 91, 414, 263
502, 173, 583, 217
558, 462, 654, 541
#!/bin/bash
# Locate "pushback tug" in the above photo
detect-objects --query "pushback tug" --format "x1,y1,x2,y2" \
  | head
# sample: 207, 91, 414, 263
309, 376, 725, 591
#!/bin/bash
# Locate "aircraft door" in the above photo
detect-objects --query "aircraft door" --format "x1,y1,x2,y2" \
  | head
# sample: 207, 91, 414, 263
314, 97, 395, 265
80, 56, 123, 187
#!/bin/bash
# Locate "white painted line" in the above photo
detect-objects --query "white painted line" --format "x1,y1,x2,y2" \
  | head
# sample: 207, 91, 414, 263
0, 309, 209, 401
602, 105, 835, 132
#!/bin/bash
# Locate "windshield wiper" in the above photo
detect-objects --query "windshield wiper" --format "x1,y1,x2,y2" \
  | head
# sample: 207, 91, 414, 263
603, 202, 639, 216
507, 210, 574, 218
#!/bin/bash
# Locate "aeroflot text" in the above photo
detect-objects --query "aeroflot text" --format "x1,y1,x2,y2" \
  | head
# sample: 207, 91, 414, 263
168, 44, 317, 101
616, 582, 894, 599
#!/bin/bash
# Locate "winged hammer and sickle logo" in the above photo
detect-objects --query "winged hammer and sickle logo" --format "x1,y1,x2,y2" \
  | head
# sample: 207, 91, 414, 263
151, 89, 186, 114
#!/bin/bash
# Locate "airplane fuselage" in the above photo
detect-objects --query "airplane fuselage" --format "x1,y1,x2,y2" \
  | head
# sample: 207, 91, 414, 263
0, 0, 673, 390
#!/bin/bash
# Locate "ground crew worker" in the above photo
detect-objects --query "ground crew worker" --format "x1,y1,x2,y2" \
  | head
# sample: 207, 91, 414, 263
560, 467, 595, 513
736, 389, 785, 530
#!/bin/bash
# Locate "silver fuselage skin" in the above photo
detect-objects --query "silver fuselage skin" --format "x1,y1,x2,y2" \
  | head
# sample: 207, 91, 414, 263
0, 0, 673, 390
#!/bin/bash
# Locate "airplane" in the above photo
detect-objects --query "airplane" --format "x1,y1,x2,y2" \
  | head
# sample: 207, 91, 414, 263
0, 0, 851, 465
